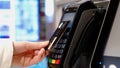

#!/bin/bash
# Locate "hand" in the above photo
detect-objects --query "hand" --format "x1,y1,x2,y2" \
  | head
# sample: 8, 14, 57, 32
12, 41, 49, 67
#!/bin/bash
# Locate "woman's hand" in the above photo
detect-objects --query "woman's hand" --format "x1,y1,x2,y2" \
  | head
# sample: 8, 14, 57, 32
12, 41, 49, 67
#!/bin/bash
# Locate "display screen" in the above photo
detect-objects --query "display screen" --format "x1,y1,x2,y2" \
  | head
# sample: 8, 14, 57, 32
62, 12, 76, 28
0, 1, 11, 39
103, 2, 120, 68
14, 0, 40, 41
0, 1, 10, 9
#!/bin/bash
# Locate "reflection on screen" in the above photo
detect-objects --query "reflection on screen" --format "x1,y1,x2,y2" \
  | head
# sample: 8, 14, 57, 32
103, 2, 120, 68
62, 12, 76, 28
15, 0, 40, 41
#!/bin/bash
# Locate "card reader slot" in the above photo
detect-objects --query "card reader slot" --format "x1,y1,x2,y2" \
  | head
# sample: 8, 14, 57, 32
47, 21, 70, 51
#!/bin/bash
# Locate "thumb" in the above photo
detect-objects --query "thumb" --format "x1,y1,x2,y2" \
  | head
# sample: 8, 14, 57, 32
28, 41, 49, 50
13, 41, 49, 55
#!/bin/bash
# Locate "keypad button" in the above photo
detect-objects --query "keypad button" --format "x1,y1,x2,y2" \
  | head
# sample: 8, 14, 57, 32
48, 58, 52, 63
56, 50, 60, 54
58, 55, 62, 59
55, 59, 61, 64
48, 58, 61, 65
54, 44, 65, 49
59, 50, 63, 54
61, 44, 66, 48
52, 59, 56, 64
51, 54, 55, 58
54, 54, 58, 59
56, 44, 62, 49
58, 38, 66, 43
59, 39, 66, 43
63, 39, 67, 43
53, 44, 58, 48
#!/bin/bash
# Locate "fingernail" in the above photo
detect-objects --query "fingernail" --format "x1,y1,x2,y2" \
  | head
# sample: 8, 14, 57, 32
41, 41, 49, 45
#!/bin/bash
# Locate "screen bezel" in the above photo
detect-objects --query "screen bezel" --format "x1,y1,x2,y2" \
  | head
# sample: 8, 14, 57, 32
91, 0, 120, 68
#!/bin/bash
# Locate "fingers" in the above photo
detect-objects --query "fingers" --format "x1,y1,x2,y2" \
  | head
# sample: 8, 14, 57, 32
27, 41, 49, 50
46, 50, 50, 56
13, 40, 49, 67
38, 48, 45, 60
29, 48, 46, 66
13, 48, 47, 67
13, 41, 49, 55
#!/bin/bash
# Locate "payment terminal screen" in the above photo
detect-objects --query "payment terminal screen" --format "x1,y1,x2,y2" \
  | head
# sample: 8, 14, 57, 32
62, 12, 76, 28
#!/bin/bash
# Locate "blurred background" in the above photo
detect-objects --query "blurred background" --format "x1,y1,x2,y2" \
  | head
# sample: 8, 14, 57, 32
0, 0, 105, 68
